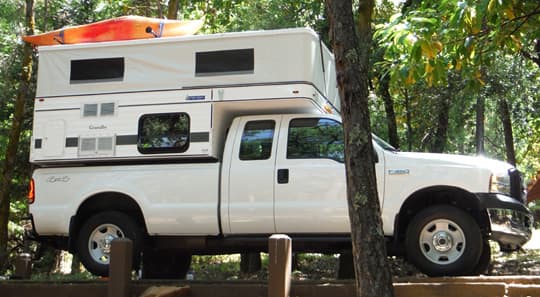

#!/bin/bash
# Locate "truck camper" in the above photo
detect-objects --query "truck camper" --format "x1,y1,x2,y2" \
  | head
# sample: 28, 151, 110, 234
27, 28, 532, 278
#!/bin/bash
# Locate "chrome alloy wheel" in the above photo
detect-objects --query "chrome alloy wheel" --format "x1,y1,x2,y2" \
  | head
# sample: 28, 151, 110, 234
88, 223, 125, 264
419, 219, 465, 265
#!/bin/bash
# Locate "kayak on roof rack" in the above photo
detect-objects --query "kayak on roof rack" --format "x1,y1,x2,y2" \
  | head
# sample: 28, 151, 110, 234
22, 15, 204, 46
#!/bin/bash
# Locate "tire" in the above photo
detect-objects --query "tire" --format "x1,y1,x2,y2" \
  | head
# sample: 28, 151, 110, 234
142, 250, 192, 279
76, 211, 143, 277
472, 239, 491, 275
405, 205, 483, 276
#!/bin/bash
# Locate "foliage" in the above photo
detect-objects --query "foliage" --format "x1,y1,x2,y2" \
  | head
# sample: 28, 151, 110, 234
0, 0, 539, 277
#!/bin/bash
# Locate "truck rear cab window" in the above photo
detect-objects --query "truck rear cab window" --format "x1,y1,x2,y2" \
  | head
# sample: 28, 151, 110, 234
196, 49, 254, 76
70, 58, 124, 83
138, 113, 190, 154
239, 120, 275, 161
287, 118, 344, 162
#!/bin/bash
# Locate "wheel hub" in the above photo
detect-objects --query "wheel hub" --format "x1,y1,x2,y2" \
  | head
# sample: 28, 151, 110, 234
432, 231, 453, 252
101, 234, 116, 254
88, 224, 125, 264
419, 219, 466, 265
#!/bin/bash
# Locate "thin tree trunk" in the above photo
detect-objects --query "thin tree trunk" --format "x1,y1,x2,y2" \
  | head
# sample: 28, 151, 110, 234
240, 253, 261, 274
43, 0, 48, 31
475, 95, 485, 155
167, 0, 180, 19
498, 98, 516, 166
0, 0, 34, 272
403, 88, 413, 151
326, 1, 394, 297
378, 72, 399, 149
71, 254, 81, 274
157, 0, 164, 18
431, 90, 450, 153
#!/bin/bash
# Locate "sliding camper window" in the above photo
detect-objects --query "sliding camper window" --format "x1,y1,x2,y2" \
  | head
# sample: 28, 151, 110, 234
138, 113, 190, 154
287, 118, 344, 163
239, 120, 275, 161
196, 49, 254, 76
70, 58, 124, 83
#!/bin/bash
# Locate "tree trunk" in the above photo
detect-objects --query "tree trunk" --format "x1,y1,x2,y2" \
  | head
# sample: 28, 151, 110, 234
378, 72, 399, 149
0, 0, 34, 273
403, 88, 413, 151
498, 98, 516, 166
43, 0, 48, 31
475, 95, 485, 155
240, 252, 261, 274
325, 1, 394, 297
71, 254, 81, 274
156, 0, 163, 18
167, 0, 180, 19
430, 90, 450, 153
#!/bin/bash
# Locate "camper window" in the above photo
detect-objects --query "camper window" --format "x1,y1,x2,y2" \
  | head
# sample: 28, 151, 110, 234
138, 113, 190, 154
70, 58, 124, 83
196, 49, 254, 76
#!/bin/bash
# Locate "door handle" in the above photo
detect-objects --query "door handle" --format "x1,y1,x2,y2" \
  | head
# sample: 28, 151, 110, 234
277, 169, 289, 184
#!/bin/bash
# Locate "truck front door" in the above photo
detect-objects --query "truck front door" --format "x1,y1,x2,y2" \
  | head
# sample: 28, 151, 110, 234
274, 115, 350, 233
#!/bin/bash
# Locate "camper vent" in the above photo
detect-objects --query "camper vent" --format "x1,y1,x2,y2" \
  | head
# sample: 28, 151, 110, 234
83, 104, 98, 117
101, 103, 115, 116
83, 103, 116, 117
80, 138, 96, 152
79, 136, 115, 156
98, 137, 113, 151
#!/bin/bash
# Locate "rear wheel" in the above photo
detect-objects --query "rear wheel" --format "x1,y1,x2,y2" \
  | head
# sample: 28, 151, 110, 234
76, 211, 143, 276
405, 205, 483, 276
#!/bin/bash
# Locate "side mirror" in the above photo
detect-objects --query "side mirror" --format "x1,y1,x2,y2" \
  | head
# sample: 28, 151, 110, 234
373, 150, 379, 163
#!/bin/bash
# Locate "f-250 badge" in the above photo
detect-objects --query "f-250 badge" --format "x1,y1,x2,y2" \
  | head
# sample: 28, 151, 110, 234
46, 176, 70, 183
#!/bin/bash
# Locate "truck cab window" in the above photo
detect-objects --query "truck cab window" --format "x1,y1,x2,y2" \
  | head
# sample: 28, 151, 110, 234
287, 118, 344, 162
138, 113, 190, 154
239, 120, 275, 161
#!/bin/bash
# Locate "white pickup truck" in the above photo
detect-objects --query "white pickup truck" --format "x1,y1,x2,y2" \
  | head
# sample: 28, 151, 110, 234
26, 28, 531, 278
29, 112, 532, 277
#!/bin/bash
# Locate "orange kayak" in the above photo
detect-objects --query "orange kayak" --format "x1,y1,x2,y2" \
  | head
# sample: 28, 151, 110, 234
23, 15, 204, 46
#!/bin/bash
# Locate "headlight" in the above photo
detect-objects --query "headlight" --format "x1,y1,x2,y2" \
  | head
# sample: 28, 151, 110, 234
490, 173, 511, 196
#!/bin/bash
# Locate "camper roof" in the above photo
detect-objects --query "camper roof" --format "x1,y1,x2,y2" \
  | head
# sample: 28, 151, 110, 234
35, 28, 339, 110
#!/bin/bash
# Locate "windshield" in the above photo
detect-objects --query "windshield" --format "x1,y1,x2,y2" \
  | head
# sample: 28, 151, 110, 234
372, 134, 398, 152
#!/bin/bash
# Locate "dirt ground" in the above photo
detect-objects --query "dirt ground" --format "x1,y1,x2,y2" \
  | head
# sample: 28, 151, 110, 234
490, 229, 540, 276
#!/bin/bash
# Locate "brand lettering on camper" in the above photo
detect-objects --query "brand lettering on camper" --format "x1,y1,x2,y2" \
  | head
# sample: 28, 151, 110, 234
46, 176, 71, 183
89, 124, 107, 130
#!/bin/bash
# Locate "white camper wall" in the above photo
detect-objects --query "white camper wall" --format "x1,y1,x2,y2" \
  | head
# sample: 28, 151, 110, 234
31, 28, 340, 164
31, 90, 214, 163
36, 28, 331, 99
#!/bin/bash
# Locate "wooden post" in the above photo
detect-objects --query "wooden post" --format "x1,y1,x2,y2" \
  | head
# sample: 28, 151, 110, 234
108, 238, 132, 297
268, 234, 291, 297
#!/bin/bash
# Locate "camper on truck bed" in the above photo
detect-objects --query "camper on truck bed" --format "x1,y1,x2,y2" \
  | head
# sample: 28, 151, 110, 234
26, 28, 532, 278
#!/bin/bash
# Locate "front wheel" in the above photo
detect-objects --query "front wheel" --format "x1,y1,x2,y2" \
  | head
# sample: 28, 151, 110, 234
76, 211, 143, 276
405, 205, 483, 276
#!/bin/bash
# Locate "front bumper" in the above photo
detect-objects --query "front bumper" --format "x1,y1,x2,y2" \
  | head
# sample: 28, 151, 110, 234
477, 193, 533, 250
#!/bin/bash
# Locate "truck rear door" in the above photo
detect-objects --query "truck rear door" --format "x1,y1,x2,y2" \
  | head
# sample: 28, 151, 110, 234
223, 115, 281, 234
